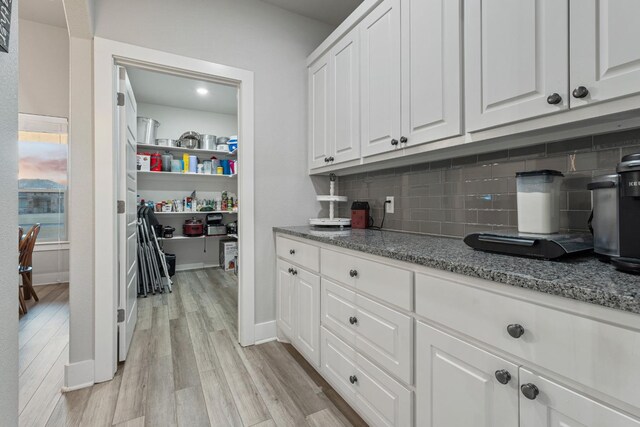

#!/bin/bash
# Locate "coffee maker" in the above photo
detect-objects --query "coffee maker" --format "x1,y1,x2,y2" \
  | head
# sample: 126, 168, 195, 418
612, 154, 640, 273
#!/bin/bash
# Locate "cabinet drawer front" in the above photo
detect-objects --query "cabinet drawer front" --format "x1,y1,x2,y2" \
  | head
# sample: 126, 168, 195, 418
416, 321, 519, 427
321, 278, 357, 345
321, 326, 358, 401
520, 368, 640, 427
355, 293, 412, 384
276, 235, 320, 272
355, 352, 412, 427
321, 248, 413, 311
294, 268, 321, 368
416, 271, 640, 409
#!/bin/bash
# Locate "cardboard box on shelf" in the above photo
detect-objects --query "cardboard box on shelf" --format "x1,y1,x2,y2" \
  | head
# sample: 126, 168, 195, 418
219, 239, 238, 271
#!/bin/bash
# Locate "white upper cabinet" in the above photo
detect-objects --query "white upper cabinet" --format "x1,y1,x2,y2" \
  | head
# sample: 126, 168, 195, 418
360, 0, 402, 157
464, 0, 569, 132
309, 54, 331, 169
570, 0, 640, 108
331, 28, 361, 164
519, 368, 640, 427
401, 0, 462, 146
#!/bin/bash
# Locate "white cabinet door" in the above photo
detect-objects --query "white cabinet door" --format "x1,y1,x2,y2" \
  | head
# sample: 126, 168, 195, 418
354, 293, 412, 384
465, 0, 569, 132
416, 321, 519, 427
360, 0, 402, 157
276, 259, 295, 339
354, 351, 412, 427
309, 54, 331, 169
401, 0, 462, 147
519, 368, 640, 427
293, 268, 321, 367
330, 27, 361, 165
321, 278, 357, 346
570, 0, 640, 108
321, 326, 358, 402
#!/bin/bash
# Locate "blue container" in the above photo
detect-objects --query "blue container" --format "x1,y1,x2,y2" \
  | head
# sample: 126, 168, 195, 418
220, 159, 231, 175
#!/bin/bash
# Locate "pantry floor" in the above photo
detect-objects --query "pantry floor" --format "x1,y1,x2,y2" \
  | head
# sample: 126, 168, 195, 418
19, 269, 365, 427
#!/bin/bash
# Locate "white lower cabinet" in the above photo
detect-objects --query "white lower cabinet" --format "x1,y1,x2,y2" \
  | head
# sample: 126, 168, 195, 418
519, 368, 640, 427
321, 327, 412, 427
416, 321, 519, 427
276, 258, 320, 367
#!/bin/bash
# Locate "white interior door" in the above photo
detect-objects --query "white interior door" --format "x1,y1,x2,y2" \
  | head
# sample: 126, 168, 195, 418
117, 66, 138, 362
464, 0, 569, 132
570, 0, 640, 108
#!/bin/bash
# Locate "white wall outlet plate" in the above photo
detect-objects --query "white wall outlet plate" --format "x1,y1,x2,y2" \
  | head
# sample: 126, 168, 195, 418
386, 196, 394, 214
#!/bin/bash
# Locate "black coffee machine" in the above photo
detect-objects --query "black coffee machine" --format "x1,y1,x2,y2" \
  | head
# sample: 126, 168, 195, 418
612, 153, 640, 273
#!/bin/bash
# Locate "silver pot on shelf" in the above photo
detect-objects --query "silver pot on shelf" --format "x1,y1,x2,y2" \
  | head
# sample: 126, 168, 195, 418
200, 135, 217, 150
179, 131, 201, 149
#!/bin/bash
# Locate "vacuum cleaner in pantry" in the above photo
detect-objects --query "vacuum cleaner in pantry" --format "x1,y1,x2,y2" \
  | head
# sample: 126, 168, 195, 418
309, 173, 350, 227
137, 206, 173, 296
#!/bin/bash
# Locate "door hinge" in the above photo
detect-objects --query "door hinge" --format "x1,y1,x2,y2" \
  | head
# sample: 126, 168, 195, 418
117, 92, 125, 106
117, 309, 125, 323
117, 200, 125, 214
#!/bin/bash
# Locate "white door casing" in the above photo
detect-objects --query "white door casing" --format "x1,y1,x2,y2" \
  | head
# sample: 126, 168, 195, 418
464, 0, 569, 132
570, 0, 640, 108
360, 0, 402, 157
416, 321, 519, 427
116, 66, 138, 362
401, 0, 462, 146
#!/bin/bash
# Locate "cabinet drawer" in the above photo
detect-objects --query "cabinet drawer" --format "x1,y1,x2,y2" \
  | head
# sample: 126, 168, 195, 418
276, 235, 320, 272
321, 278, 357, 345
416, 271, 640, 410
321, 327, 412, 427
322, 278, 412, 384
321, 248, 413, 311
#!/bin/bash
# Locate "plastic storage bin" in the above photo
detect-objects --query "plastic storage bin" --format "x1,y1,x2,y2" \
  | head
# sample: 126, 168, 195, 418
588, 175, 619, 258
516, 170, 564, 234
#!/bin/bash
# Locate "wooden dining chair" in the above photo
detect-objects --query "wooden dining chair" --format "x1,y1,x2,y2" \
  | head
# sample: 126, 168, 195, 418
19, 224, 40, 303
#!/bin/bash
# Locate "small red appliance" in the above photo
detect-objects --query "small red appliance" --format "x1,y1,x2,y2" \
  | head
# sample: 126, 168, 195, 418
351, 201, 371, 229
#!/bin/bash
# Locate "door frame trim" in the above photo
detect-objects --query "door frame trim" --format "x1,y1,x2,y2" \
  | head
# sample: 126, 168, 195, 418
93, 37, 255, 382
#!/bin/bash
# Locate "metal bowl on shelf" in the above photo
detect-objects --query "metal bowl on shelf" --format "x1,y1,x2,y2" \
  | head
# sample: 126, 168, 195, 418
156, 138, 180, 147
179, 131, 201, 149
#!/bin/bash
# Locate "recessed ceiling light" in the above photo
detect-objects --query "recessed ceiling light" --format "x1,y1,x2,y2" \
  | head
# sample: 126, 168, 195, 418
196, 87, 209, 95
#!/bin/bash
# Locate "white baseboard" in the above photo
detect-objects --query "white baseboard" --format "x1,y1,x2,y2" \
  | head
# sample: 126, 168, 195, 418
175, 263, 220, 272
254, 320, 277, 344
63, 359, 94, 391
32, 271, 69, 286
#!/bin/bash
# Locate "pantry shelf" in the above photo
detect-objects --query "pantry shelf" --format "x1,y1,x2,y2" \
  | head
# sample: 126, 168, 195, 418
137, 171, 237, 180
154, 210, 238, 216
137, 143, 237, 158
157, 234, 236, 241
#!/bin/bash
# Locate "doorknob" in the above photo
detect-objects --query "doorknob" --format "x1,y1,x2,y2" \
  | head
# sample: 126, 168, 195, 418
572, 86, 589, 98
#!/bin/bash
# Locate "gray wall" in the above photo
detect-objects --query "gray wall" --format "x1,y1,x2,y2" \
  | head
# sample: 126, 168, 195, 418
0, 4, 20, 425
340, 129, 640, 237
92, 0, 334, 323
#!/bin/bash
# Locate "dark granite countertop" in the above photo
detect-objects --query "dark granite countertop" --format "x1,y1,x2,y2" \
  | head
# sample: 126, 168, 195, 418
274, 226, 640, 315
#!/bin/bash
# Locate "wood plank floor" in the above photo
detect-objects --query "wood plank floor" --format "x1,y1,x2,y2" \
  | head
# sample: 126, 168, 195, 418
19, 269, 366, 427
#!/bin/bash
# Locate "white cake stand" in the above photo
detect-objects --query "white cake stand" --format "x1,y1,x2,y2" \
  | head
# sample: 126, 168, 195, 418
310, 174, 351, 227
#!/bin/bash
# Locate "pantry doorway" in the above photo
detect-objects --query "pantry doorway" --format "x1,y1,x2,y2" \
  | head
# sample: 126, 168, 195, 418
93, 38, 255, 382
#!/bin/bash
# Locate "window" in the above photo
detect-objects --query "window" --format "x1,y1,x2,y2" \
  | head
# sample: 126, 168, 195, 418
18, 114, 69, 243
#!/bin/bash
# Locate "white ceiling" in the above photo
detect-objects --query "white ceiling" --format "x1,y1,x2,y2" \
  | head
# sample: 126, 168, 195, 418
19, 0, 68, 28
127, 68, 238, 115
261, 0, 363, 26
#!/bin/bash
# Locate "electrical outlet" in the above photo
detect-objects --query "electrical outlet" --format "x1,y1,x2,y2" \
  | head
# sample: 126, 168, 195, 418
386, 196, 395, 214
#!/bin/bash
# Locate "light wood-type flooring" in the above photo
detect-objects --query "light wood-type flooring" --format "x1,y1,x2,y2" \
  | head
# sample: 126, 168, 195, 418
18, 269, 366, 427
